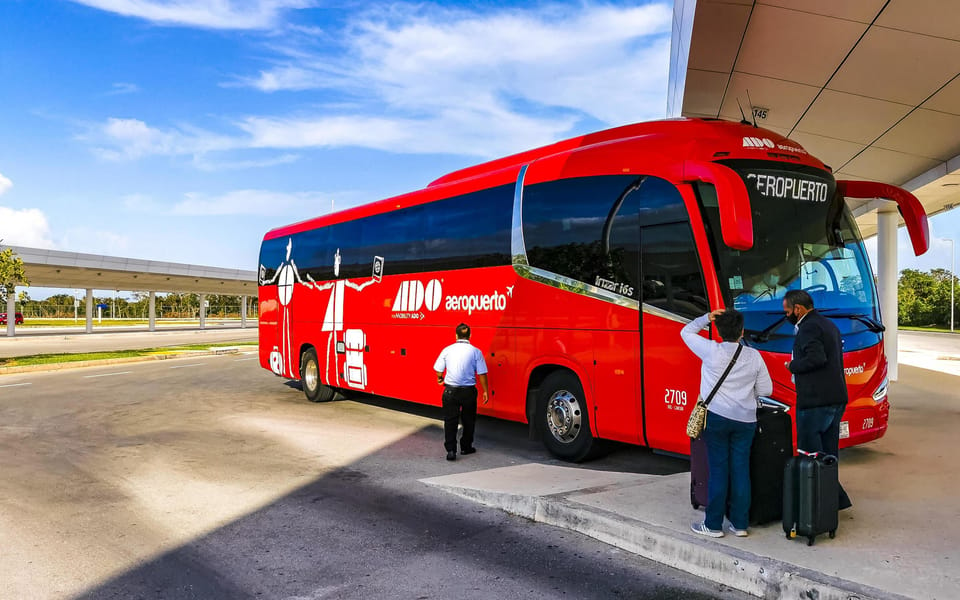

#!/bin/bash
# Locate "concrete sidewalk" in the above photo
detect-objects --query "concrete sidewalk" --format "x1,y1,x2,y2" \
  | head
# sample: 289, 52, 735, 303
424, 358, 959, 600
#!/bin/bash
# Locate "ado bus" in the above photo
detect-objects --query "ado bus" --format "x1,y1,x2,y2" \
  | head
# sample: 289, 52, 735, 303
258, 118, 929, 461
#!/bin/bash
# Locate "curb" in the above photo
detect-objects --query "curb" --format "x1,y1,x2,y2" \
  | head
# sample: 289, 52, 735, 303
426, 482, 911, 600
0, 347, 249, 375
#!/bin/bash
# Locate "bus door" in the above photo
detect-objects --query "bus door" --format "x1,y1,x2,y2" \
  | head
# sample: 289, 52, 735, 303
632, 177, 711, 455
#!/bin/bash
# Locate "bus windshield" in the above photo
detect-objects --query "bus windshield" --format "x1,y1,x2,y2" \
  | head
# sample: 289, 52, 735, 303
697, 159, 881, 353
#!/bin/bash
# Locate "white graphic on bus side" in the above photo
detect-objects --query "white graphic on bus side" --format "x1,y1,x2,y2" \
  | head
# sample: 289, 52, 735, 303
259, 239, 301, 377
259, 239, 382, 389
741, 136, 808, 155
392, 279, 442, 317
391, 278, 511, 317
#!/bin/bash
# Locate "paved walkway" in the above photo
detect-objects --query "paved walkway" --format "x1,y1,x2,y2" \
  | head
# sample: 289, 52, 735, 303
0, 327, 257, 359
424, 340, 960, 600
898, 331, 960, 377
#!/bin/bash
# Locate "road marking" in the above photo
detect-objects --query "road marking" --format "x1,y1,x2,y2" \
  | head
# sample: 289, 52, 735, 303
170, 363, 203, 369
83, 371, 133, 379
234, 357, 258, 362
0, 382, 32, 388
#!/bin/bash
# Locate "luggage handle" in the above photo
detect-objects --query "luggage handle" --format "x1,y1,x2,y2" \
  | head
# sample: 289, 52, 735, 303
797, 450, 838, 465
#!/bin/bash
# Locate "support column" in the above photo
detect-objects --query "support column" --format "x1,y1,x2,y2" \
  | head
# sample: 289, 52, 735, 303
241, 295, 247, 328
6, 287, 15, 337
148, 291, 156, 332
877, 209, 899, 381
85, 288, 94, 334
199, 293, 206, 330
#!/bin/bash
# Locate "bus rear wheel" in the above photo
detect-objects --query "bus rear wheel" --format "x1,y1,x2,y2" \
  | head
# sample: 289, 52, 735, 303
537, 371, 595, 462
300, 348, 336, 403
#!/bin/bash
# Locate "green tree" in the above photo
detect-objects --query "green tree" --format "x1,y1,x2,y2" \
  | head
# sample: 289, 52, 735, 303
898, 268, 959, 328
0, 242, 30, 303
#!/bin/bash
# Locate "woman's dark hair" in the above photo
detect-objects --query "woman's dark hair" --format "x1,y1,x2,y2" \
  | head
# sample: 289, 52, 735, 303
714, 309, 744, 342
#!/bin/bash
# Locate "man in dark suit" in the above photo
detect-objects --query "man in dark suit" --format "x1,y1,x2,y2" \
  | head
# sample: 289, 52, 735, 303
784, 289, 852, 509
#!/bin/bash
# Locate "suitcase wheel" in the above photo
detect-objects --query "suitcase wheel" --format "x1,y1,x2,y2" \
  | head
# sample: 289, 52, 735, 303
785, 532, 791, 540
807, 536, 815, 546
829, 530, 836, 539
692, 502, 700, 510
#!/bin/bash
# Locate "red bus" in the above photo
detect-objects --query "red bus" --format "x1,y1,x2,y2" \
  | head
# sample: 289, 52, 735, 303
258, 118, 929, 461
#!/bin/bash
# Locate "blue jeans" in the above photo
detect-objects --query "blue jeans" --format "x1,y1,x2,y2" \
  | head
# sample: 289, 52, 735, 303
704, 412, 755, 531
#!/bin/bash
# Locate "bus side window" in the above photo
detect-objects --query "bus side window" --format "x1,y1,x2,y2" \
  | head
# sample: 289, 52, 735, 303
634, 177, 709, 319
522, 175, 641, 289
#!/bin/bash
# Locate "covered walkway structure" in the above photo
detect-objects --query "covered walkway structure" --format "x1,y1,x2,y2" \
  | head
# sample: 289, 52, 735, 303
5, 245, 257, 337
669, 0, 960, 378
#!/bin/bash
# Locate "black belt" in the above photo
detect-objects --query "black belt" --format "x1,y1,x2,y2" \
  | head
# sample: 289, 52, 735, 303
444, 384, 475, 389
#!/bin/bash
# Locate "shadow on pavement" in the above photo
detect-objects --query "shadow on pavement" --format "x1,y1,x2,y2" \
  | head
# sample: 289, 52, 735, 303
70, 428, 721, 600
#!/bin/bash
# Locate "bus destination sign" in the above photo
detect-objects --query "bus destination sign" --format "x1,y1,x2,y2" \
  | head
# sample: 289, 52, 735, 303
746, 173, 829, 203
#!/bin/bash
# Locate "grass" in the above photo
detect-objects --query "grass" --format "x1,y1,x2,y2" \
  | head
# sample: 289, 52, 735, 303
0, 341, 257, 368
900, 326, 959, 334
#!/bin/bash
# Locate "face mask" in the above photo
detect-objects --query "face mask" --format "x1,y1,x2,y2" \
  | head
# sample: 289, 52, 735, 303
786, 311, 799, 325
765, 275, 780, 287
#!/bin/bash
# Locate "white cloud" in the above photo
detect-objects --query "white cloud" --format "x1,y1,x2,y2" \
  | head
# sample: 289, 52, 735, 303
173, 189, 330, 215
82, 3, 672, 161
106, 82, 140, 95
0, 207, 56, 248
69, 0, 314, 30
191, 152, 301, 171
0, 172, 11, 196
124, 189, 351, 216
59, 228, 131, 255
84, 117, 234, 160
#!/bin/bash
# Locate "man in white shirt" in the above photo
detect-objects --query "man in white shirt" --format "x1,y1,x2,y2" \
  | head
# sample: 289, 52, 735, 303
681, 309, 772, 537
748, 267, 787, 302
433, 323, 489, 461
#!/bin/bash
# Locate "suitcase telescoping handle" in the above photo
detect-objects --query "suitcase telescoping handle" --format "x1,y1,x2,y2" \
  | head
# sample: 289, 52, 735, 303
797, 450, 838, 465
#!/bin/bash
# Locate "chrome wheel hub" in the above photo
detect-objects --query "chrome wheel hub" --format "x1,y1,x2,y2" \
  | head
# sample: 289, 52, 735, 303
546, 390, 581, 443
304, 359, 319, 392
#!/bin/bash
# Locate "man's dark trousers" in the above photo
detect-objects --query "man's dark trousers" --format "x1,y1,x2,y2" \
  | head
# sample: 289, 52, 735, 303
442, 385, 478, 452
798, 404, 853, 509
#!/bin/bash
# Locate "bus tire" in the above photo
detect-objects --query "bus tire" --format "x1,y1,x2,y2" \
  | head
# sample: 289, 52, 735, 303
537, 371, 595, 462
300, 348, 336, 403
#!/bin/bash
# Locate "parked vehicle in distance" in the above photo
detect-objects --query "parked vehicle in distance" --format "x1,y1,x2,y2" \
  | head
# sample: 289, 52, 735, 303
0, 312, 24, 325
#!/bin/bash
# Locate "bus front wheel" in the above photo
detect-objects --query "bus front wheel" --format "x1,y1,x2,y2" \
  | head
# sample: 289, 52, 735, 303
300, 348, 336, 403
537, 371, 595, 462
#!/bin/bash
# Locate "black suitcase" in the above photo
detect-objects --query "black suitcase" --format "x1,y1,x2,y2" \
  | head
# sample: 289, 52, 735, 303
782, 453, 840, 546
690, 407, 792, 522
690, 435, 709, 509
749, 406, 792, 525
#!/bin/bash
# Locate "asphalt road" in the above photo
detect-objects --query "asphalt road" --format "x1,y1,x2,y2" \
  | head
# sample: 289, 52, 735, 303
0, 354, 749, 600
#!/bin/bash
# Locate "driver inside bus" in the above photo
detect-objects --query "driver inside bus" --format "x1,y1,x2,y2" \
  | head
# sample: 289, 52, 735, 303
748, 267, 787, 302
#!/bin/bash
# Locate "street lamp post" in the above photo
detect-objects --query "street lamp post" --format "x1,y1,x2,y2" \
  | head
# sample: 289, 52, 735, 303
949, 238, 956, 333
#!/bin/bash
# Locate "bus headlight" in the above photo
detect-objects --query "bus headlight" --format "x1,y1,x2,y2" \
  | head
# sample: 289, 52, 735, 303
872, 377, 889, 403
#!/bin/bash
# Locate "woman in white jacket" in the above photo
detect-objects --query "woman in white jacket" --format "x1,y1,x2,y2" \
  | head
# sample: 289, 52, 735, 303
681, 308, 772, 538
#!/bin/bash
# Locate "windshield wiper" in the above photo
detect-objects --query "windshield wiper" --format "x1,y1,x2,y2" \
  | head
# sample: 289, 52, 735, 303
822, 312, 885, 333
748, 312, 790, 343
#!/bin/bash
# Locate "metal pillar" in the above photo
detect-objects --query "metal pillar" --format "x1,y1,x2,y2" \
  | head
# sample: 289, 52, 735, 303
199, 293, 206, 330
241, 295, 247, 328
85, 288, 93, 333
6, 287, 15, 337
149, 291, 156, 332
877, 210, 899, 381
949, 238, 955, 333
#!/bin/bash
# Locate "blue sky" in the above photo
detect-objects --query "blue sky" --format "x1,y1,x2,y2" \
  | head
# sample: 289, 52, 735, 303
0, 0, 957, 299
